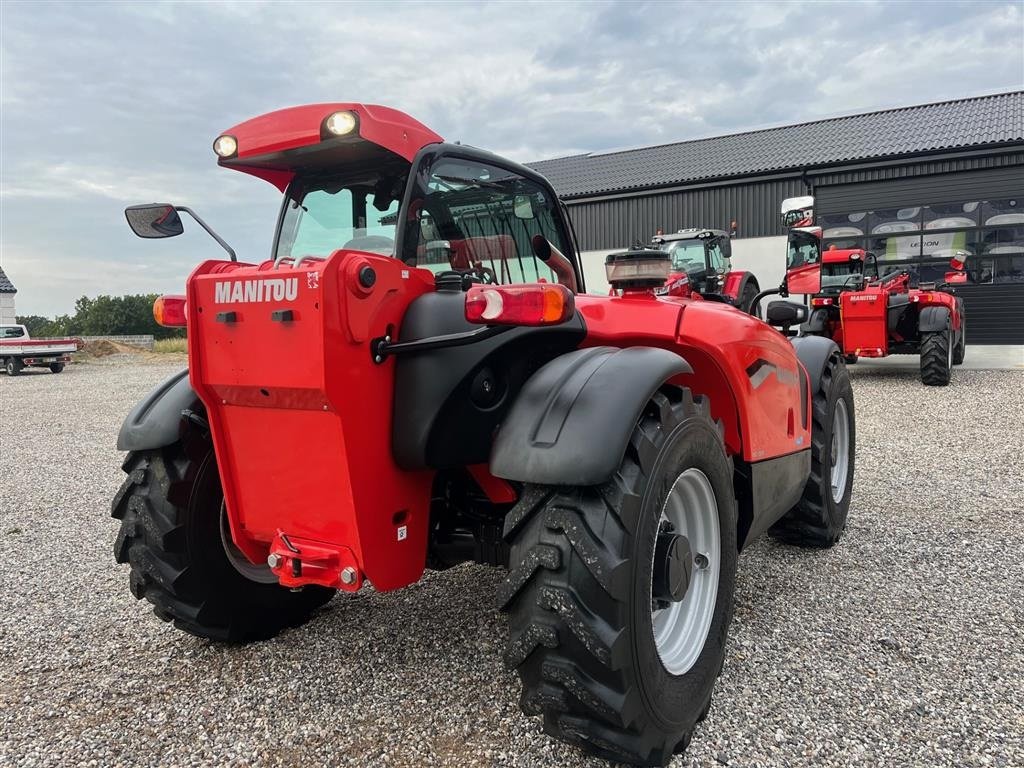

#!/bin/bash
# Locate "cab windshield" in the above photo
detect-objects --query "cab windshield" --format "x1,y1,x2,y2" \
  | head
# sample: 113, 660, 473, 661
664, 240, 706, 273
820, 261, 865, 292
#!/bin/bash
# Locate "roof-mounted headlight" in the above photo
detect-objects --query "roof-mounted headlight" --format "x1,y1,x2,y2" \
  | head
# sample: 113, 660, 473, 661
323, 110, 358, 137
213, 135, 238, 158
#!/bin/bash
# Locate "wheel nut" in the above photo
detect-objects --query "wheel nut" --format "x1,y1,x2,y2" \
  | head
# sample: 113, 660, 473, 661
340, 567, 357, 585
267, 553, 281, 568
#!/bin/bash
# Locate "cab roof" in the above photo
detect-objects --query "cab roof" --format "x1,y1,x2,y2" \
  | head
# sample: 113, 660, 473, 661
215, 103, 444, 191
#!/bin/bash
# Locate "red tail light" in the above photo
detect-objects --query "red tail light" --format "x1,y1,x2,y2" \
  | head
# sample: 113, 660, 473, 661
153, 295, 187, 327
810, 297, 834, 307
465, 283, 574, 327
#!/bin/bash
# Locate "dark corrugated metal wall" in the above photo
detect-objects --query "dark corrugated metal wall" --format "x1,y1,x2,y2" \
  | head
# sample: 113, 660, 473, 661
815, 165, 1024, 213
955, 285, 1024, 345
567, 178, 805, 249
565, 151, 1024, 250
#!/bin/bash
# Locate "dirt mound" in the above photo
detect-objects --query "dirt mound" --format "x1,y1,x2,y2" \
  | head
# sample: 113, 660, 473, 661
82, 340, 143, 357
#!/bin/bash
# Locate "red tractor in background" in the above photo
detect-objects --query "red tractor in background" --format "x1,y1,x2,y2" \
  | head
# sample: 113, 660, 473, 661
112, 103, 856, 766
651, 228, 760, 312
772, 196, 966, 386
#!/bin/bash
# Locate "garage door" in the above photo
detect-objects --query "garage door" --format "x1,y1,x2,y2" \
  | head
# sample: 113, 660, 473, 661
816, 166, 1024, 344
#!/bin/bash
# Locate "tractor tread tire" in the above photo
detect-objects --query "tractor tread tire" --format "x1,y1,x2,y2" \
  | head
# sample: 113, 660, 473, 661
920, 329, 952, 386
502, 388, 736, 766
769, 354, 855, 548
112, 438, 333, 643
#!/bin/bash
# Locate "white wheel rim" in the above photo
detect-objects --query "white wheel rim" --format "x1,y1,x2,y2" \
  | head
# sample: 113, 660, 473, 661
652, 468, 721, 675
830, 399, 850, 503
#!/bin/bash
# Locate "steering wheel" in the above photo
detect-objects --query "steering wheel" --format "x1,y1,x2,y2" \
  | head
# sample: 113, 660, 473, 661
470, 264, 497, 284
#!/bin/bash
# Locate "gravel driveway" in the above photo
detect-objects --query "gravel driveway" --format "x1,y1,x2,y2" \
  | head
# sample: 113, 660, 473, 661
1, 362, 1021, 768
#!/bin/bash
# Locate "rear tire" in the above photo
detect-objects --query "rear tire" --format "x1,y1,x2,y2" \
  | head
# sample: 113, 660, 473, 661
740, 280, 760, 316
501, 388, 737, 765
111, 427, 334, 642
920, 322, 953, 386
49, 362, 64, 373
844, 354, 858, 365
770, 353, 855, 548
5, 357, 21, 376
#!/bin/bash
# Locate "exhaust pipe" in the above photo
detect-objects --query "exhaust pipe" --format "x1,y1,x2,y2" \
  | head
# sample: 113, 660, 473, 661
531, 235, 578, 293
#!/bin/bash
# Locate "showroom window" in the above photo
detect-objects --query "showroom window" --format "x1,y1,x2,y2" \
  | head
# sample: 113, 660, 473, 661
820, 197, 1024, 285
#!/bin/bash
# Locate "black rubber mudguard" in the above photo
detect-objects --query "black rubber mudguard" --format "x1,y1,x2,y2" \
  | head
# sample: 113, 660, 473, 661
790, 335, 840, 395
116, 368, 200, 451
490, 346, 692, 486
918, 305, 951, 333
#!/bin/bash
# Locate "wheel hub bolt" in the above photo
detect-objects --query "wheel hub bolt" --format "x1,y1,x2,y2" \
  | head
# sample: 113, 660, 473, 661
266, 553, 281, 568
340, 567, 357, 585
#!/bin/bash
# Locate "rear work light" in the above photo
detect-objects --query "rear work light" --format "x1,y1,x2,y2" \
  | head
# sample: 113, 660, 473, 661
153, 295, 187, 327
465, 283, 574, 327
213, 134, 238, 158
323, 110, 358, 137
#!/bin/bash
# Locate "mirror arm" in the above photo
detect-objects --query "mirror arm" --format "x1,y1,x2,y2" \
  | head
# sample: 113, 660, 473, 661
175, 206, 236, 262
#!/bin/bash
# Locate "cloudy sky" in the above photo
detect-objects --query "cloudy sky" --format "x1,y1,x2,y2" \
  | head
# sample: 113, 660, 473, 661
2, 0, 1022, 316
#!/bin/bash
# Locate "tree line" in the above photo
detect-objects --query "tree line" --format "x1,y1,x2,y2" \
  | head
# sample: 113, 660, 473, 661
17, 294, 186, 340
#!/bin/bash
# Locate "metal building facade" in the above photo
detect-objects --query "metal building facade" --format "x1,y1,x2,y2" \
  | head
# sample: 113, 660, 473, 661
565, 149, 1024, 251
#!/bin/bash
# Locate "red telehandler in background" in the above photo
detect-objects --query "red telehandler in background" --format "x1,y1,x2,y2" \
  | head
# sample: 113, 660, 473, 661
111, 104, 856, 766
650, 228, 760, 312
766, 196, 966, 386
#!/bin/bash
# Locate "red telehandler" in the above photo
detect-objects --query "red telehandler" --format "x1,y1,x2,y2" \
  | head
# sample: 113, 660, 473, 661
112, 104, 856, 766
650, 228, 760, 312
766, 196, 966, 385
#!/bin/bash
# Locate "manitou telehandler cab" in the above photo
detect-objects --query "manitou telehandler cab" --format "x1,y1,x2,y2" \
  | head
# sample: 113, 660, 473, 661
774, 195, 966, 386
650, 228, 760, 312
113, 104, 856, 766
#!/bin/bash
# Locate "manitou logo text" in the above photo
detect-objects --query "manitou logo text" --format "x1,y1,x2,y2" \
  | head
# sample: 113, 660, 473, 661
214, 278, 298, 304
850, 294, 878, 303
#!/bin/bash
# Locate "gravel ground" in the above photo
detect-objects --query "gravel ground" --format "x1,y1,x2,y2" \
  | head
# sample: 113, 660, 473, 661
1, 361, 1022, 768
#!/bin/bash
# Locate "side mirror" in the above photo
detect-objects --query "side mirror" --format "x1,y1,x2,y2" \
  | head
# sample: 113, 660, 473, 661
766, 300, 808, 329
950, 250, 969, 271
785, 263, 822, 295
125, 204, 184, 239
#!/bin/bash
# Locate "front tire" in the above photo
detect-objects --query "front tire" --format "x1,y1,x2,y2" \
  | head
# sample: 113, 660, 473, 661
111, 428, 334, 642
500, 388, 737, 765
5, 357, 21, 376
953, 312, 966, 366
920, 321, 953, 386
770, 353, 855, 547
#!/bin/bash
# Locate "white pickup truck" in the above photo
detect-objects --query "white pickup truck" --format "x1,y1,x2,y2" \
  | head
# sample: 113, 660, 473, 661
0, 324, 82, 375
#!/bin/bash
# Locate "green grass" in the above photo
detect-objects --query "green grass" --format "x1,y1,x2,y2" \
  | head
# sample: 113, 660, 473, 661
152, 338, 188, 354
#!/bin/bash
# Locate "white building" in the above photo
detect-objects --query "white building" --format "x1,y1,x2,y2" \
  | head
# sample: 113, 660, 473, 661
0, 267, 17, 325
